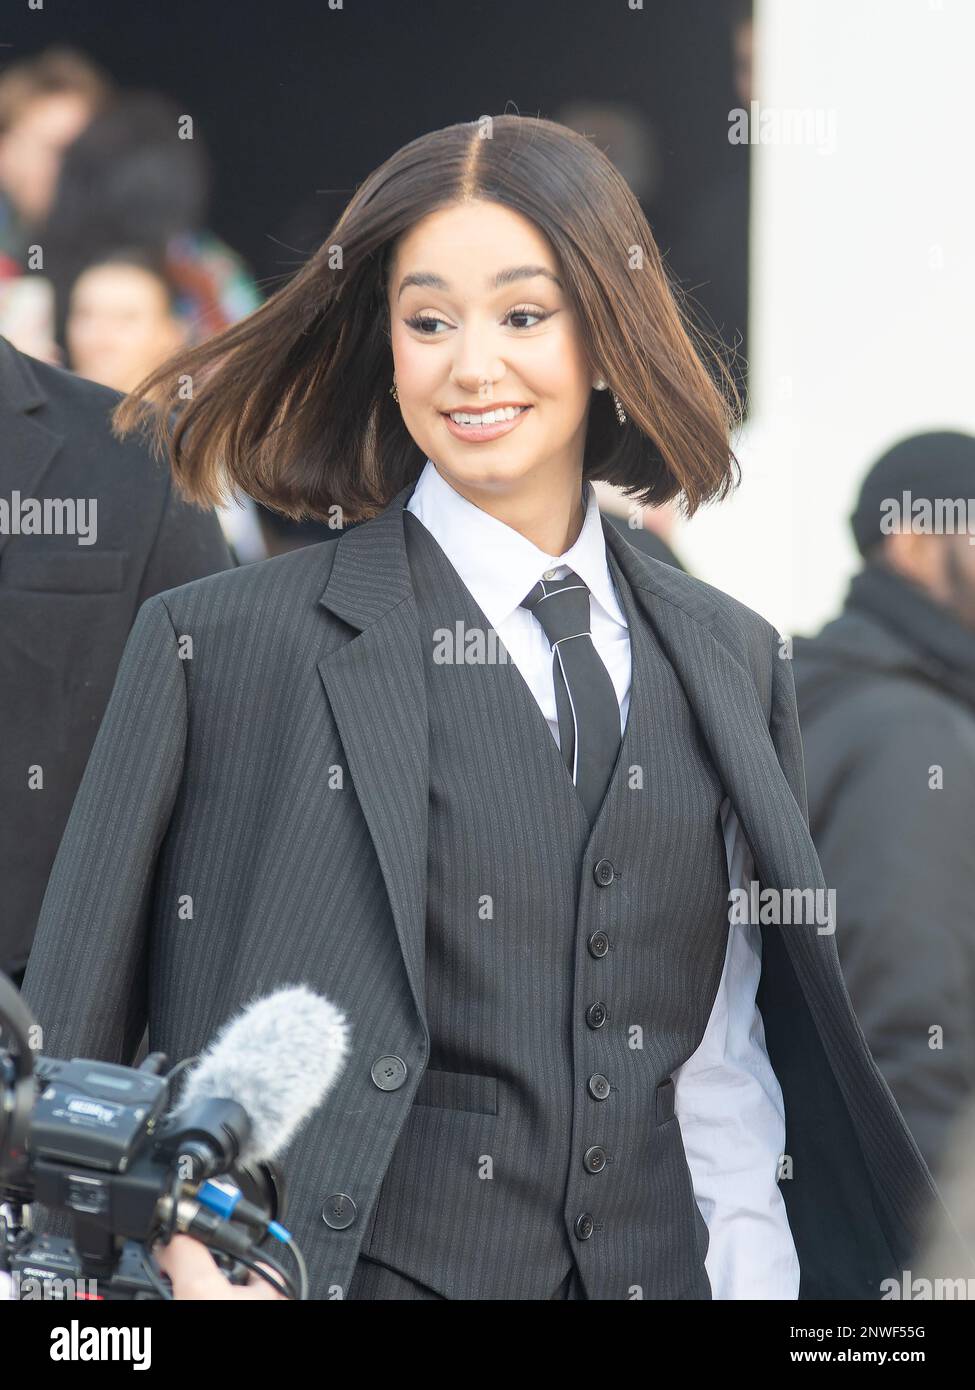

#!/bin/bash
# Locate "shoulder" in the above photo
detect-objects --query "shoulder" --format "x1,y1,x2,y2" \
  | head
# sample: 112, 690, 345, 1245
836, 679, 975, 769
148, 535, 342, 627
18, 349, 172, 491
626, 545, 782, 669
27, 351, 131, 439
794, 611, 975, 753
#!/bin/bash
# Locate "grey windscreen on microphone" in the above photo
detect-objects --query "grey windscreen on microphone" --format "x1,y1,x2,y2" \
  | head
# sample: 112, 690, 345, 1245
177, 985, 351, 1163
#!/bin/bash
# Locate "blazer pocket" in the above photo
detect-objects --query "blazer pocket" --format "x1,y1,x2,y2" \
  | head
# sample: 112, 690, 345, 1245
655, 1076, 676, 1126
1, 548, 127, 593
412, 1068, 498, 1116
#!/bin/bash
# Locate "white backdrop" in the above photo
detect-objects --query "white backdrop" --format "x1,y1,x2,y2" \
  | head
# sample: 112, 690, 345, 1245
675, 0, 975, 638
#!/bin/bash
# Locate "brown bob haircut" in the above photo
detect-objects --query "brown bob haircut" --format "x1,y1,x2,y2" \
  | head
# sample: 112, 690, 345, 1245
113, 114, 741, 522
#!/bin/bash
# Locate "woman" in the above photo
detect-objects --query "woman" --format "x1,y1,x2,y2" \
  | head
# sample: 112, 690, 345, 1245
66, 249, 189, 394
22, 115, 957, 1301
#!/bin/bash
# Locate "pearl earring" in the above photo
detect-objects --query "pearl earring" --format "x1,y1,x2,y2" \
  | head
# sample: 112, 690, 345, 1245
594, 377, 626, 425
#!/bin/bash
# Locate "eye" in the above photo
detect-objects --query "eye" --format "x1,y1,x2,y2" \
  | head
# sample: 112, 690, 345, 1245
504, 304, 550, 329
404, 312, 451, 335
403, 304, 552, 335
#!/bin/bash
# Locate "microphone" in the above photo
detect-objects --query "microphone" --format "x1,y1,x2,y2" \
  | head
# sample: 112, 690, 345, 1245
173, 984, 350, 1166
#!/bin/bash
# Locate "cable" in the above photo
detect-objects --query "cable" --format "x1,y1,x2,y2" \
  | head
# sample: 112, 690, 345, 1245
231, 1250, 295, 1299
282, 1236, 309, 1301
139, 1248, 174, 1300
164, 1055, 198, 1093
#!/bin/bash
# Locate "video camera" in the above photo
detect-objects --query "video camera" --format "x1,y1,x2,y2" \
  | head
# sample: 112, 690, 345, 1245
0, 972, 349, 1300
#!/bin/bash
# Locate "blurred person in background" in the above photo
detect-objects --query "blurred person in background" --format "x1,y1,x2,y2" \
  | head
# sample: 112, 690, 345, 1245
793, 431, 975, 1179
0, 333, 233, 987
40, 89, 262, 351
42, 89, 266, 562
0, 46, 111, 265
0, 47, 111, 362
66, 248, 189, 393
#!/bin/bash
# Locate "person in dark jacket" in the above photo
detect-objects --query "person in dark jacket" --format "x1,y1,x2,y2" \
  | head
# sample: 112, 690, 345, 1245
793, 431, 975, 1179
0, 334, 233, 982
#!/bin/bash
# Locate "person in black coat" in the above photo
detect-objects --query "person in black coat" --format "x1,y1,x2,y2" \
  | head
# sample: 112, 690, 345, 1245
0, 334, 233, 981
793, 432, 975, 1179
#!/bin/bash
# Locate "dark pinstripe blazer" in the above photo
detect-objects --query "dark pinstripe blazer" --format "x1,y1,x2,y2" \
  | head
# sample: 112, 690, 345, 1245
20, 482, 966, 1297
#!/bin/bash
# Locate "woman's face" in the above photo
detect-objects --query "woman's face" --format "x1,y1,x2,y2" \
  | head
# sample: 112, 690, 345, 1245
388, 199, 597, 509
67, 263, 187, 394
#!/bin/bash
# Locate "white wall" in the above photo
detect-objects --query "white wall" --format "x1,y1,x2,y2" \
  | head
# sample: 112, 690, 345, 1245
675, 0, 975, 638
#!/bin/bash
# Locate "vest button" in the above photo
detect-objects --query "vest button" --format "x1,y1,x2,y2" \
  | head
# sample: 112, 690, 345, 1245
593, 859, 615, 886
370, 1055, 409, 1091
321, 1193, 358, 1229
574, 1212, 595, 1240
586, 1001, 608, 1029
588, 1073, 611, 1100
583, 1145, 608, 1173
588, 930, 610, 958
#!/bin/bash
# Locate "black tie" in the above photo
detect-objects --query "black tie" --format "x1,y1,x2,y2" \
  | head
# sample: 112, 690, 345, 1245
520, 569, 622, 823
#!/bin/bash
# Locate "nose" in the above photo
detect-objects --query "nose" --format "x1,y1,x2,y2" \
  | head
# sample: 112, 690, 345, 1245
448, 321, 506, 399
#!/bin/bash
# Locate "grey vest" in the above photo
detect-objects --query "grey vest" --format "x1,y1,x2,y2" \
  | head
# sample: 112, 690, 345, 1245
360, 510, 734, 1299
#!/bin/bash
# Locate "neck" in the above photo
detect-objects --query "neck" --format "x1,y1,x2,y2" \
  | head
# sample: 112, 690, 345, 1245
436, 466, 587, 556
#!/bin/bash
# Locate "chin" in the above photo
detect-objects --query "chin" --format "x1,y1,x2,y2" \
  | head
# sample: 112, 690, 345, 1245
442, 452, 538, 493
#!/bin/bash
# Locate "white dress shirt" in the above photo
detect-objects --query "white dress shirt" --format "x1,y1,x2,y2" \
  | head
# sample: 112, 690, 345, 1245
406, 457, 800, 1299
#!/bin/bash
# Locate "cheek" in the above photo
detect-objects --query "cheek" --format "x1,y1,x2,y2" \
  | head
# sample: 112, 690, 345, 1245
522, 324, 591, 403
391, 332, 442, 398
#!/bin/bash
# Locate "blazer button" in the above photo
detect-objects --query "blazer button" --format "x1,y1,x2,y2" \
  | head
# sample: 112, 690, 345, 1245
371, 1055, 409, 1091
587, 930, 610, 958
593, 859, 615, 886
588, 1074, 611, 1100
322, 1193, 358, 1229
583, 1145, 608, 1173
586, 1002, 608, 1029
574, 1213, 595, 1240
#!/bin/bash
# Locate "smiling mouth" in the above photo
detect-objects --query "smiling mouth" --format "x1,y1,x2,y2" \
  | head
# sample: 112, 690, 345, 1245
441, 405, 531, 426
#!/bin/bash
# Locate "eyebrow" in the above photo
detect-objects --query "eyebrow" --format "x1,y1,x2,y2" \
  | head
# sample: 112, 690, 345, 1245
396, 264, 563, 301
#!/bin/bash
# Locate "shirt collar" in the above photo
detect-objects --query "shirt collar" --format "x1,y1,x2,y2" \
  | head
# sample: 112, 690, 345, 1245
405, 457, 627, 631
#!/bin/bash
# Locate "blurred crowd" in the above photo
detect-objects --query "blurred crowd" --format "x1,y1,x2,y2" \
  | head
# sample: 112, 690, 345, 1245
0, 46, 261, 381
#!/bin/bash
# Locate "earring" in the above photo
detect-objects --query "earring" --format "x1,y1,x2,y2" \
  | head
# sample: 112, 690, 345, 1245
594, 376, 625, 425
389, 377, 399, 403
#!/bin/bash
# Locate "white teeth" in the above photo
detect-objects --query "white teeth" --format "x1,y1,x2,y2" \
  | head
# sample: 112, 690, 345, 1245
448, 406, 527, 426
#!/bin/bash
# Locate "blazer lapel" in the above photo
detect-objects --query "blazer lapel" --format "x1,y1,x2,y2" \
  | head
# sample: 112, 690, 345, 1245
602, 520, 825, 903
317, 486, 430, 1028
